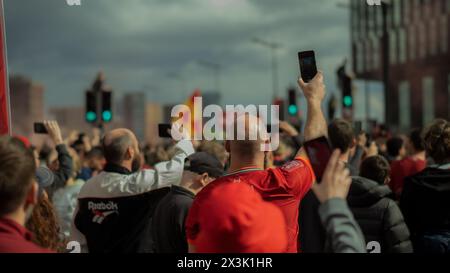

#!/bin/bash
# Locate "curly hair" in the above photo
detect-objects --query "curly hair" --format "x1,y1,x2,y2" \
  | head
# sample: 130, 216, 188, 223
422, 119, 450, 165
26, 196, 65, 252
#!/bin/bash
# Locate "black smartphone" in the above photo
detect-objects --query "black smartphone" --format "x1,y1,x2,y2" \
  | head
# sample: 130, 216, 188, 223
158, 124, 172, 138
34, 122, 48, 134
354, 121, 362, 135
303, 136, 333, 182
298, 50, 318, 83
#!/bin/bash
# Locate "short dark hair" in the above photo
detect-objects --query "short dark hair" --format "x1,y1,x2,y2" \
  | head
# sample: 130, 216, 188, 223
386, 137, 404, 157
328, 119, 354, 153
102, 134, 133, 165
409, 128, 424, 152
360, 156, 390, 185
86, 146, 104, 160
0, 136, 36, 216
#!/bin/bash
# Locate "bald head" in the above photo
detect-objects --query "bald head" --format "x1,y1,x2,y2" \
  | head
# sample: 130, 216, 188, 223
102, 129, 139, 166
226, 113, 269, 157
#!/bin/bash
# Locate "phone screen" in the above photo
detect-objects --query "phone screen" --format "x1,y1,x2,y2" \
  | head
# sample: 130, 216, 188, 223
34, 122, 48, 134
354, 121, 362, 135
298, 50, 318, 83
158, 124, 172, 138
303, 136, 332, 182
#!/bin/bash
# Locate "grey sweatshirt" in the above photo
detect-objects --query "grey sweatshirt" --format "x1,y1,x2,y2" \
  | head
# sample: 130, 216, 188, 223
318, 198, 367, 253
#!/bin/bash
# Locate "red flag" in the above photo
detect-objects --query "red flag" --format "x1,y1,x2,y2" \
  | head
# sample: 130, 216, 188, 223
0, 1, 10, 135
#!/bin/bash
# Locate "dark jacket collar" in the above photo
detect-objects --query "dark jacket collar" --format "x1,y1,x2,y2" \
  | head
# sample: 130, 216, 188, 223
171, 185, 195, 199
347, 176, 394, 207
103, 163, 132, 175
407, 167, 450, 192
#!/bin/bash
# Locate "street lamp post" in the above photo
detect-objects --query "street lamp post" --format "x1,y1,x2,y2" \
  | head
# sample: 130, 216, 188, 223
252, 37, 281, 99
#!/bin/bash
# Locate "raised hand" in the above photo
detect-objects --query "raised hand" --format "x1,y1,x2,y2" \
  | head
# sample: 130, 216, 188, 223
44, 120, 63, 146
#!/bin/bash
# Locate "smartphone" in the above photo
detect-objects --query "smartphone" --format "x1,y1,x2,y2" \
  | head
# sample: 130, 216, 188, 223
158, 124, 172, 138
354, 121, 362, 135
34, 122, 48, 134
303, 136, 333, 182
298, 50, 318, 83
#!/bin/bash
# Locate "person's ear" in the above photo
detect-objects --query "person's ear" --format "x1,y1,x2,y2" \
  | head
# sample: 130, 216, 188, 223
26, 181, 39, 206
125, 146, 134, 160
199, 173, 210, 186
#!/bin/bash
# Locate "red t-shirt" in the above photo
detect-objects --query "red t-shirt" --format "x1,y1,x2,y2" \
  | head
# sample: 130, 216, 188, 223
390, 157, 426, 197
186, 157, 315, 253
0, 217, 53, 253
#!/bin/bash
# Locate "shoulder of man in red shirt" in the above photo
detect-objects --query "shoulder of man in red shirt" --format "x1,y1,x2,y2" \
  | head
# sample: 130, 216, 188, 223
185, 157, 315, 252
0, 218, 54, 253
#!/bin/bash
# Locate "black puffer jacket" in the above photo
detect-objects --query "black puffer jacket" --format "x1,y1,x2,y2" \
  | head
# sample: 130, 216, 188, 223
400, 167, 450, 253
347, 177, 413, 253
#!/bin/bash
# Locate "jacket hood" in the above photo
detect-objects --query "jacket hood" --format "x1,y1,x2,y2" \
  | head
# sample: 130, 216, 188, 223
407, 167, 450, 193
347, 176, 394, 207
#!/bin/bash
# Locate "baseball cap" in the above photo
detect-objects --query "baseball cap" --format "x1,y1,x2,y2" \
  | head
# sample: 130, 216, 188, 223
194, 182, 288, 253
13, 135, 31, 149
36, 166, 54, 196
184, 152, 224, 178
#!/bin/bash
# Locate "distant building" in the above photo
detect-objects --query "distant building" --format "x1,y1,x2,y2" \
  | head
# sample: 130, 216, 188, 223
122, 92, 146, 141
145, 102, 164, 145
351, 0, 450, 129
163, 104, 176, 123
49, 106, 91, 135
9, 75, 44, 136
50, 105, 123, 136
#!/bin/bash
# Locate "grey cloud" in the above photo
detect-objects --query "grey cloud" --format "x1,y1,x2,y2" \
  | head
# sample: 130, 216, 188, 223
4, 0, 354, 110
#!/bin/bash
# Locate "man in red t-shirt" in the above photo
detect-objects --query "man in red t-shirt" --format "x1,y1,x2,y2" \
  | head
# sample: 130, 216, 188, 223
186, 72, 328, 253
390, 129, 426, 199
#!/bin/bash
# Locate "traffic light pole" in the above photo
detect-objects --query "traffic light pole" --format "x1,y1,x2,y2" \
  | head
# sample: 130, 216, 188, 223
94, 88, 104, 133
252, 38, 281, 100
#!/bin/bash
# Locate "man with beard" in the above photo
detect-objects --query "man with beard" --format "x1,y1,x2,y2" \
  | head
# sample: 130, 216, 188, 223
70, 129, 194, 253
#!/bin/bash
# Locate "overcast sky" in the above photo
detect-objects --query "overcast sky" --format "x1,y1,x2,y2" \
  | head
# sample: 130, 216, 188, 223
4, 0, 382, 119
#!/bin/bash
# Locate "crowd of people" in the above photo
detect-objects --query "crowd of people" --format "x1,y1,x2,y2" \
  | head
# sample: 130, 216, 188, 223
0, 71, 449, 254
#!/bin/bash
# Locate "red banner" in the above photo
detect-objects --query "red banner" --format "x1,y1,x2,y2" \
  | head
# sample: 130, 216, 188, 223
0, 1, 10, 135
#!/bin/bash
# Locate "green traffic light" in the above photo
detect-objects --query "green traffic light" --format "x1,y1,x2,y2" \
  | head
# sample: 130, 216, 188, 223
343, 96, 353, 107
86, 111, 97, 122
288, 105, 298, 115
102, 110, 112, 122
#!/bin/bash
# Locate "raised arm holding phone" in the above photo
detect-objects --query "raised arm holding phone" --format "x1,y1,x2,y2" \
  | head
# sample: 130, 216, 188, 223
43, 121, 73, 197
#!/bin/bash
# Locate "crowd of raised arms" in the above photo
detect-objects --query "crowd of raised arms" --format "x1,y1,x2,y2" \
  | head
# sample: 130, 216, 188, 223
0, 72, 449, 254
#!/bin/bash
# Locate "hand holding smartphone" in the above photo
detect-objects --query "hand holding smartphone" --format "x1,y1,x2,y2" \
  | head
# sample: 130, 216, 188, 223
158, 124, 172, 138
298, 50, 318, 83
34, 122, 48, 134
